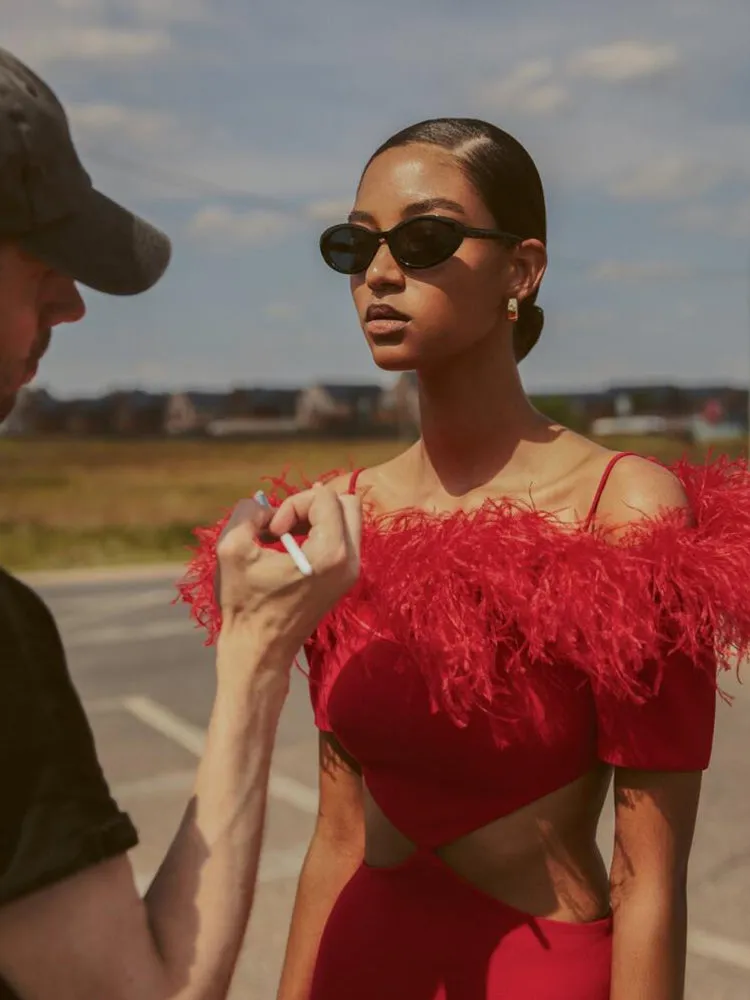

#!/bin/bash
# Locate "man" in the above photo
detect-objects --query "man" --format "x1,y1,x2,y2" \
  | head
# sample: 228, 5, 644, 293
0, 47, 361, 999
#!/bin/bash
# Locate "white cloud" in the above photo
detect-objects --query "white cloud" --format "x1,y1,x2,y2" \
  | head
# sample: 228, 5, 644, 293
476, 60, 570, 117
187, 207, 295, 248
677, 198, 750, 240
305, 198, 354, 223
68, 103, 178, 145
610, 154, 726, 201
181, 148, 357, 202
64, 100, 357, 206
589, 260, 696, 282
568, 40, 679, 82
130, 0, 210, 23
29, 27, 172, 63
50, 0, 210, 21
53, 0, 99, 10
477, 40, 680, 124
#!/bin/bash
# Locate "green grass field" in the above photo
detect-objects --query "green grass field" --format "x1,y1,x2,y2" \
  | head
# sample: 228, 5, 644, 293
1, 435, 746, 571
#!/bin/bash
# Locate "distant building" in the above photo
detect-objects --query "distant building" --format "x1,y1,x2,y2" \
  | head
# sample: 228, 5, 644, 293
104, 390, 169, 436
164, 391, 227, 436
3, 378, 745, 441
380, 372, 420, 437
296, 383, 385, 433
0, 387, 52, 435
206, 387, 302, 437
591, 382, 747, 440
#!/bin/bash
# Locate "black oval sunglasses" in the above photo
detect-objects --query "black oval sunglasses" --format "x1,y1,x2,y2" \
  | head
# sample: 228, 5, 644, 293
319, 215, 522, 275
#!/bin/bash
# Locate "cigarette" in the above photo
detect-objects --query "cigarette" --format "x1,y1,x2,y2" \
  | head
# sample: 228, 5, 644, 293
253, 490, 313, 577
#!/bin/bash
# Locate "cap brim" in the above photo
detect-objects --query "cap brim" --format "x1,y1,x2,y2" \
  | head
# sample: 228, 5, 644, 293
20, 188, 171, 296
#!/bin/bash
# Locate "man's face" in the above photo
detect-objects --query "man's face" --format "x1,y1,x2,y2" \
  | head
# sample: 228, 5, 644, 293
0, 243, 85, 421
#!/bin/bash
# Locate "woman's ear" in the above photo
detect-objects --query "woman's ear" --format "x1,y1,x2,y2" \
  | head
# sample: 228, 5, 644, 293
509, 238, 547, 302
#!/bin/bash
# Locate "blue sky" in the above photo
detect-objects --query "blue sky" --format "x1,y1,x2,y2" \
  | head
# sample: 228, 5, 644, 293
8, 0, 750, 397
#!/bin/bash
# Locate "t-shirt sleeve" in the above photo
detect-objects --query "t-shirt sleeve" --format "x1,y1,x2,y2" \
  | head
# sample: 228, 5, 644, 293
0, 574, 138, 906
594, 644, 718, 771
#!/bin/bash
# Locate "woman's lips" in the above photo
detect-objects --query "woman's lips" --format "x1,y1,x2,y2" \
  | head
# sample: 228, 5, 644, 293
364, 305, 410, 338
366, 317, 409, 337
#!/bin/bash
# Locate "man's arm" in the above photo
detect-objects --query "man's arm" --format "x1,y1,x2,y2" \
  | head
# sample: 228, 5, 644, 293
0, 485, 360, 1000
0, 632, 289, 1000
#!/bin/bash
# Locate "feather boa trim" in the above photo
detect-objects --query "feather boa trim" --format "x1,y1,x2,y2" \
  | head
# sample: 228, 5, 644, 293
175, 457, 748, 724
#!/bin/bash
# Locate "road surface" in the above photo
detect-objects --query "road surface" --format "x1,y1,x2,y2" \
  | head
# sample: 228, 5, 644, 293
29, 566, 750, 999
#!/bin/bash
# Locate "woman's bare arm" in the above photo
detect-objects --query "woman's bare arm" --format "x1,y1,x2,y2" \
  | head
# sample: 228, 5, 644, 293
609, 768, 703, 1000
591, 454, 705, 999
276, 733, 365, 1000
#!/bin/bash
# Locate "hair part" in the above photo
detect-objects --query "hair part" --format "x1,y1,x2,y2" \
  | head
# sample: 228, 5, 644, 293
365, 118, 546, 362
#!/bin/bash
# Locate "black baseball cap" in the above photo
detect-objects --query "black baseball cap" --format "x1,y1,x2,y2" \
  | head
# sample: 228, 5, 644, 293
0, 47, 171, 295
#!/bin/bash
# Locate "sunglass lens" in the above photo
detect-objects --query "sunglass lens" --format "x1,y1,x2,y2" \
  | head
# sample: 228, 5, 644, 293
391, 218, 462, 268
321, 226, 376, 274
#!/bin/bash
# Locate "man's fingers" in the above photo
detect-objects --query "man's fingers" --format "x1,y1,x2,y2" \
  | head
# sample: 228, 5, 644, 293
268, 486, 361, 574
217, 498, 273, 553
269, 486, 343, 541
267, 492, 313, 536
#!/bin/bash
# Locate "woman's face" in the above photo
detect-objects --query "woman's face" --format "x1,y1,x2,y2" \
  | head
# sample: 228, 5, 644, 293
348, 143, 535, 372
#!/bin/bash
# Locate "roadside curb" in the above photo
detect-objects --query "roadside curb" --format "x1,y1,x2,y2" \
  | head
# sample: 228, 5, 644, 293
19, 562, 186, 588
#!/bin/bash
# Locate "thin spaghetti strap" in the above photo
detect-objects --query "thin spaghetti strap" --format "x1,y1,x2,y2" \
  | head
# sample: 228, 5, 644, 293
347, 467, 365, 494
583, 452, 638, 530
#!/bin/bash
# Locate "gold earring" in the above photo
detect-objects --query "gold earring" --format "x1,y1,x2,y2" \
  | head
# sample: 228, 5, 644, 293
507, 297, 519, 322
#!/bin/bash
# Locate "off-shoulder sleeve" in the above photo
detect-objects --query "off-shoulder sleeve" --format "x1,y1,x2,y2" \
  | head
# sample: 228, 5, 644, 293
593, 644, 718, 771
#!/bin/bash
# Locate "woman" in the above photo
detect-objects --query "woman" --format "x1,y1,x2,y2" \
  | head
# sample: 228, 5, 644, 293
178, 118, 750, 1000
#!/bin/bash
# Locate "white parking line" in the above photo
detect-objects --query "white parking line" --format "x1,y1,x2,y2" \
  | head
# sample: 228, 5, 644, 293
25, 563, 184, 588
67, 619, 193, 649
266, 774, 319, 815
120, 695, 318, 817
60, 588, 176, 630
121, 695, 206, 755
687, 928, 750, 972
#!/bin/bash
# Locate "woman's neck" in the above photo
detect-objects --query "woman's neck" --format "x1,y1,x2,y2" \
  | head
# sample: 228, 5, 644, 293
414, 338, 553, 496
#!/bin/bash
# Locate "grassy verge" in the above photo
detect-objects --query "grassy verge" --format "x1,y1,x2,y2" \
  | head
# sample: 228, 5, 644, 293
0, 437, 403, 571
1, 435, 745, 571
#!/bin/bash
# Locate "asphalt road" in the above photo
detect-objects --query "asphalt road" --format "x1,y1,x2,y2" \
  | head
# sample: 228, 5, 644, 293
29, 566, 750, 999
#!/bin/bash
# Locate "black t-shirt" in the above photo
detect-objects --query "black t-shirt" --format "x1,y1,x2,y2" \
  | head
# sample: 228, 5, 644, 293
0, 567, 138, 993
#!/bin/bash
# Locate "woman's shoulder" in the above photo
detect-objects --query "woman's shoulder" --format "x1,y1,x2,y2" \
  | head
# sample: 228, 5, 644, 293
583, 449, 690, 535
330, 448, 417, 507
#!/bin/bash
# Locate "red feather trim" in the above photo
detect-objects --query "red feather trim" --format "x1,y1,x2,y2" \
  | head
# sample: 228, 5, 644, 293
175, 457, 749, 723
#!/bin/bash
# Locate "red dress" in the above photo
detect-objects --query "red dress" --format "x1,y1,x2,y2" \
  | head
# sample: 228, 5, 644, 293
177, 453, 750, 1000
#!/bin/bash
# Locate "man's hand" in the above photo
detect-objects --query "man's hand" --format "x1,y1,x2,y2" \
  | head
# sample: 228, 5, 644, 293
216, 484, 362, 648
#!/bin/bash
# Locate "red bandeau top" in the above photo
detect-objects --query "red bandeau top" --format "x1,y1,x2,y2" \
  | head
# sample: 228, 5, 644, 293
177, 454, 749, 849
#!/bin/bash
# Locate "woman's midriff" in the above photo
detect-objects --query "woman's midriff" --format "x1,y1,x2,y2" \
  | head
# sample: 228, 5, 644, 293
362, 764, 613, 924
